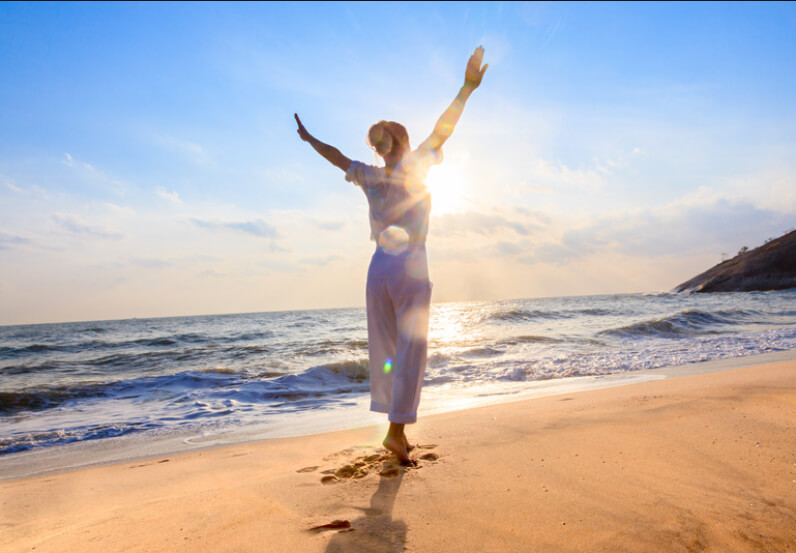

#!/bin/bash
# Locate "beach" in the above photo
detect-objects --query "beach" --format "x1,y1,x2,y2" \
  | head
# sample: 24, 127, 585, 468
2, 356, 794, 553
4, 3, 796, 552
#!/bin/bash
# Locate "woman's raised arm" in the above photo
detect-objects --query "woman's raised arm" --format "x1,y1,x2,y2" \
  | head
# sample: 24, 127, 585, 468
421, 46, 488, 152
294, 113, 352, 172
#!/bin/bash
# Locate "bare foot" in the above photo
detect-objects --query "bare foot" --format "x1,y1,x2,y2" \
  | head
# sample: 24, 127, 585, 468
404, 435, 416, 452
383, 435, 415, 466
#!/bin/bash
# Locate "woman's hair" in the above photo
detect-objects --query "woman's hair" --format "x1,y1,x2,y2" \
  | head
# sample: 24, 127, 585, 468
367, 120, 410, 158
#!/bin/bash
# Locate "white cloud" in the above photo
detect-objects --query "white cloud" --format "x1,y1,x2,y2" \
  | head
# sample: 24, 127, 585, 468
155, 135, 212, 166
51, 213, 124, 239
190, 217, 280, 239
299, 254, 342, 267
130, 257, 172, 269
2, 177, 24, 194
57, 153, 126, 197
432, 210, 540, 237
521, 198, 790, 266
104, 202, 136, 215
0, 231, 33, 249
533, 158, 605, 191
62, 152, 95, 171
261, 166, 305, 185
311, 218, 346, 231
156, 187, 182, 204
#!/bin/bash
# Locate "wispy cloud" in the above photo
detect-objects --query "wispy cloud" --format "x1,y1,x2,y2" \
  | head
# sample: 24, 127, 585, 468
130, 257, 172, 269
2, 176, 24, 194
191, 217, 280, 239
0, 231, 33, 249
104, 202, 136, 215
680, 166, 796, 214
51, 213, 124, 239
62, 152, 96, 171
60, 153, 126, 195
433, 210, 539, 237
299, 254, 342, 267
198, 269, 225, 278
261, 166, 305, 185
311, 218, 346, 231
520, 198, 790, 266
156, 135, 212, 165
156, 186, 182, 204
527, 158, 604, 193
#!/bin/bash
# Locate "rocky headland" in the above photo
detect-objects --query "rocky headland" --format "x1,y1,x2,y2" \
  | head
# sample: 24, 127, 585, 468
674, 229, 796, 293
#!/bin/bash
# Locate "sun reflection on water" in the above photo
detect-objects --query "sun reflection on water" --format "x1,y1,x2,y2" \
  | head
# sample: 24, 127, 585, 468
428, 302, 484, 349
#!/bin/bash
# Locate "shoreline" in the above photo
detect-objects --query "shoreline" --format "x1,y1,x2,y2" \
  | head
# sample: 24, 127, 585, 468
2, 348, 795, 482
2, 354, 794, 552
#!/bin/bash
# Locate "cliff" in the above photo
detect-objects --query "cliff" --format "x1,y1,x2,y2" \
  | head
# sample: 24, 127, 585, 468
674, 229, 796, 293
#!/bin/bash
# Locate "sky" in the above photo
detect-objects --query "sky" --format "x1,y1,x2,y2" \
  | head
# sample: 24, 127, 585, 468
1, 1, 795, 325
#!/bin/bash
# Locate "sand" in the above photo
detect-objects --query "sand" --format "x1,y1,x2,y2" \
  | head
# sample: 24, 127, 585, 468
2, 360, 795, 553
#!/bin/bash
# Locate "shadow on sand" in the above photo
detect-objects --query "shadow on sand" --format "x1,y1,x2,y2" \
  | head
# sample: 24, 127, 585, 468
323, 471, 407, 553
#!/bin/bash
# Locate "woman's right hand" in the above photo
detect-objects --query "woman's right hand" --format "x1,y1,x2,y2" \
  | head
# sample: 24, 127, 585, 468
294, 113, 312, 142
293, 113, 352, 172
464, 46, 488, 89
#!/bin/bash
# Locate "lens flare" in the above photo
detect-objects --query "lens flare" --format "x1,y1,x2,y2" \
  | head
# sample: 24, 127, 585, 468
378, 225, 410, 255
383, 358, 393, 374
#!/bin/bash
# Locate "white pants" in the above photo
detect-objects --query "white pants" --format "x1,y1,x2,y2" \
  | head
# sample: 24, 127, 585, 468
366, 247, 432, 424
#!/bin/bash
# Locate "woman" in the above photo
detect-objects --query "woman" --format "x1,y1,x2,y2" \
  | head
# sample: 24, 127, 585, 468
295, 47, 487, 465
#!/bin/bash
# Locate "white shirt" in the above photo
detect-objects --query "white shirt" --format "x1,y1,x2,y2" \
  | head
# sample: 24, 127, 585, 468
345, 144, 442, 246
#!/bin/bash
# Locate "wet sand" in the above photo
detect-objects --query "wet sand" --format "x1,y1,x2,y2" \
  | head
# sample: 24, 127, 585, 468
2, 360, 795, 553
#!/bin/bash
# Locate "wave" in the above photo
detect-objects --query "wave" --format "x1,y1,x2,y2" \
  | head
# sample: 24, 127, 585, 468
499, 335, 563, 345
0, 359, 371, 419
0, 344, 64, 356
292, 358, 370, 381
0, 330, 277, 361
0, 388, 100, 415
484, 306, 618, 324
461, 346, 504, 357
571, 308, 613, 316
289, 339, 369, 357
0, 369, 233, 416
599, 309, 740, 339
1, 343, 270, 375
0, 423, 153, 455
484, 309, 571, 323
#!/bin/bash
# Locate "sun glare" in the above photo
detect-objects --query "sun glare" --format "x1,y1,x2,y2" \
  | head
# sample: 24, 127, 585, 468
426, 162, 468, 214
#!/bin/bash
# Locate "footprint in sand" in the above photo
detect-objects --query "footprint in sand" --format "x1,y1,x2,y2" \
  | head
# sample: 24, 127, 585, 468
312, 444, 439, 484
308, 519, 351, 532
129, 459, 170, 469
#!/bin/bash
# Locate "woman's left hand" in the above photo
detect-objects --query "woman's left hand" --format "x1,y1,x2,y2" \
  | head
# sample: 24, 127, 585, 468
464, 46, 488, 89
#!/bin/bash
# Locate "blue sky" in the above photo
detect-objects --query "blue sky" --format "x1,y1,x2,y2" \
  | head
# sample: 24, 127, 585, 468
1, 1, 794, 324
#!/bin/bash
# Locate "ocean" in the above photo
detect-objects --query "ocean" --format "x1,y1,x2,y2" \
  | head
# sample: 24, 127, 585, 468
2, 290, 795, 458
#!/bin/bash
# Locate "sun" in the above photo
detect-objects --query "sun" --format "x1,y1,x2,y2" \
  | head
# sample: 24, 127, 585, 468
426, 162, 468, 214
